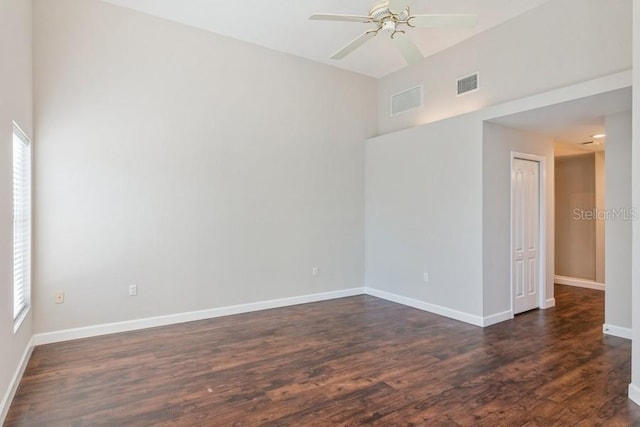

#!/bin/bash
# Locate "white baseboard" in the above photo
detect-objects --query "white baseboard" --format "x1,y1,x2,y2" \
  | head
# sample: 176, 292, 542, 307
603, 324, 632, 340
543, 298, 556, 309
555, 275, 605, 291
34, 287, 365, 345
365, 287, 486, 327
33, 285, 517, 349
481, 310, 513, 327
0, 336, 34, 425
630, 383, 640, 406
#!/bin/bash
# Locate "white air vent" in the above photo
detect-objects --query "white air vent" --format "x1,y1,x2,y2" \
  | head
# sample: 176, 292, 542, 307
457, 73, 479, 96
391, 85, 423, 117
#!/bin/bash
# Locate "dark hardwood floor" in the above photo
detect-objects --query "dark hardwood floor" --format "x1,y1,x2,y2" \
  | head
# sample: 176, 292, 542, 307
5, 285, 640, 426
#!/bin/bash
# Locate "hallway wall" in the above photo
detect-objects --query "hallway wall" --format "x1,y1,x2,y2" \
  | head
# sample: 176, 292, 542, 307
555, 153, 597, 281
605, 111, 633, 332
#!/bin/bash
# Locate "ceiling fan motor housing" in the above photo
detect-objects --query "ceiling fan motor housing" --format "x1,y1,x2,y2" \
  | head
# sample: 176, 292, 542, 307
369, 0, 410, 23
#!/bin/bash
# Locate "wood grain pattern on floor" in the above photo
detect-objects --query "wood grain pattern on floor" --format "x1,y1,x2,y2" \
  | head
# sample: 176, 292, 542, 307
5, 285, 640, 426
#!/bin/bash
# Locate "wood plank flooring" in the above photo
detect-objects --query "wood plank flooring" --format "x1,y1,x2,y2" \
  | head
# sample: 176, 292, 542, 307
5, 285, 640, 426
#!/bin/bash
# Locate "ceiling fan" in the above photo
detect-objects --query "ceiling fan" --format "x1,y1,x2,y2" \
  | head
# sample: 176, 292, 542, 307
310, 0, 478, 65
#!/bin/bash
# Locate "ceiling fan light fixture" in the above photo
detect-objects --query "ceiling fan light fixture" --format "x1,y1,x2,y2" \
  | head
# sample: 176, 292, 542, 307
592, 134, 606, 139
382, 20, 397, 32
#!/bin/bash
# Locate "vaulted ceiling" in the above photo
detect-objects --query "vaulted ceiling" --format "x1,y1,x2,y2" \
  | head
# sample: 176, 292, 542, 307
101, 0, 553, 78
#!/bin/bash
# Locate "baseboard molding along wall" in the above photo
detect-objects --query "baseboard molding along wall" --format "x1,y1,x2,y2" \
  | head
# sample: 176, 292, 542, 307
34, 287, 365, 345
481, 310, 513, 327
35, 287, 518, 347
603, 324, 632, 340
365, 287, 510, 327
630, 383, 640, 407
555, 275, 605, 291
0, 336, 34, 425
543, 298, 556, 309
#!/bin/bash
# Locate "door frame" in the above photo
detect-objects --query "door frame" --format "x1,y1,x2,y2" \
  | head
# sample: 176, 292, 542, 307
510, 151, 548, 316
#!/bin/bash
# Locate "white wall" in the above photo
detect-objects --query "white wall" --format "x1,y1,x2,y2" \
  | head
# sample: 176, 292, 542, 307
365, 112, 484, 320
33, 0, 377, 333
0, 0, 34, 420
604, 112, 632, 331
595, 151, 605, 284
366, 69, 630, 327
482, 122, 554, 317
378, 0, 632, 135
630, 0, 640, 406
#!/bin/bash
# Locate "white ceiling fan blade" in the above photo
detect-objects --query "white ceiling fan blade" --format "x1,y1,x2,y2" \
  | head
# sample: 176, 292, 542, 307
392, 32, 423, 65
409, 14, 478, 28
310, 14, 372, 23
388, 0, 413, 15
331, 31, 377, 60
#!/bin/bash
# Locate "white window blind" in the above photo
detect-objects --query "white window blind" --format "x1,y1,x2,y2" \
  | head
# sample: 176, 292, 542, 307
13, 123, 31, 322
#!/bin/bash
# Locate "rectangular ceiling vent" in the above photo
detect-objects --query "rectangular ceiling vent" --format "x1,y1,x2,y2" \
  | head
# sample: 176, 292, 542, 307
457, 73, 479, 96
391, 85, 423, 117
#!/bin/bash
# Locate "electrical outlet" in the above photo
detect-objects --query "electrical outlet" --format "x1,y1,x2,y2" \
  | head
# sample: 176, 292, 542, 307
129, 284, 138, 296
423, 273, 429, 283
55, 291, 64, 304
312, 267, 319, 276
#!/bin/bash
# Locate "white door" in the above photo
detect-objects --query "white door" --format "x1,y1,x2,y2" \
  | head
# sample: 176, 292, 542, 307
512, 158, 540, 314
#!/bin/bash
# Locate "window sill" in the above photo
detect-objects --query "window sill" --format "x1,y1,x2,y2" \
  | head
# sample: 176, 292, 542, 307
13, 306, 31, 334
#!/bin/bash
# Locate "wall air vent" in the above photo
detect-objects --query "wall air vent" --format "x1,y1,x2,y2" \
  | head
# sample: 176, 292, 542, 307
390, 85, 423, 117
457, 72, 479, 96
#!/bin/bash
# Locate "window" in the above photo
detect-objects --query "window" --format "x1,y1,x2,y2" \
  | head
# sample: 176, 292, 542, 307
13, 122, 31, 326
